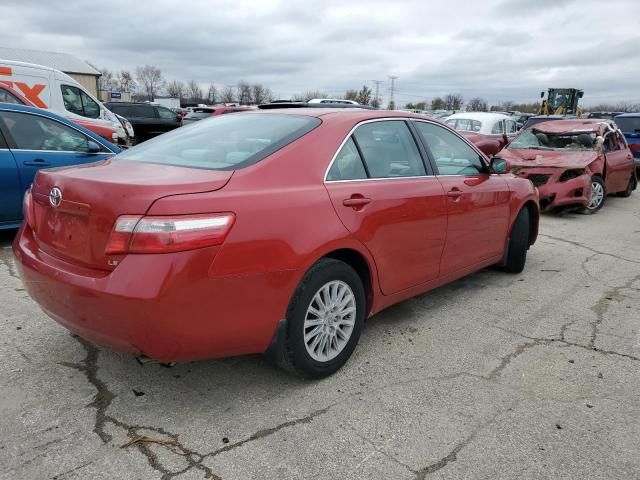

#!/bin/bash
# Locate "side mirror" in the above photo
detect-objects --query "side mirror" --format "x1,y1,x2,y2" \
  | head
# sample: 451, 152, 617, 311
490, 157, 510, 174
540, 91, 545, 99
86, 141, 101, 154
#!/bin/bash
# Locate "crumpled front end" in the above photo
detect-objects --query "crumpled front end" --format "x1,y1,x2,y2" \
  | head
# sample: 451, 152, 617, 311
512, 166, 591, 211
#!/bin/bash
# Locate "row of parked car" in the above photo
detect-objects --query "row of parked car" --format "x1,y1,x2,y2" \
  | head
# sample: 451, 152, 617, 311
1, 61, 637, 378
440, 111, 638, 214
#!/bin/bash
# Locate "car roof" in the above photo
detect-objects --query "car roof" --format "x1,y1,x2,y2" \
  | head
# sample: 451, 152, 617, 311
0, 102, 120, 151
446, 112, 512, 121
529, 115, 576, 119
106, 102, 155, 106
531, 119, 612, 134
249, 108, 435, 122
615, 113, 640, 118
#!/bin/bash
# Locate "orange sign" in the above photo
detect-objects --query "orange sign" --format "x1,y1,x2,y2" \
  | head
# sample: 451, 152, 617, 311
0, 66, 48, 108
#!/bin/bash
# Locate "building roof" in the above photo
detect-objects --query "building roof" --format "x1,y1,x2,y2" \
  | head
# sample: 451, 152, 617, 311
0, 47, 100, 76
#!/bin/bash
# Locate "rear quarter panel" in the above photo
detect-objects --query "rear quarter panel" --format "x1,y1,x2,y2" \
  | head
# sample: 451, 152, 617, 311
146, 116, 382, 322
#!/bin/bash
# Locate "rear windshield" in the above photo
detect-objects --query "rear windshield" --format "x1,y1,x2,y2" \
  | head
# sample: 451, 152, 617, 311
615, 117, 640, 133
445, 118, 482, 132
116, 113, 320, 170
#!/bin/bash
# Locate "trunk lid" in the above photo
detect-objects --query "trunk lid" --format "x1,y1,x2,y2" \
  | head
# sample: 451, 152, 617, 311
30, 159, 233, 270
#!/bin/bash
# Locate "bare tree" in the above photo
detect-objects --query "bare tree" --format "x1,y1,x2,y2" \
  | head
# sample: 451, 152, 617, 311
186, 80, 203, 103
252, 84, 271, 105
136, 65, 164, 101
344, 89, 358, 102
356, 85, 372, 105
119, 71, 136, 93
443, 93, 464, 110
220, 86, 236, 104
166, 80, 185, 99
207, 84, 218, 104
500, 100, 515, 112
467, 97, 488, 112
99, 69, 117, 91
292, 90, 329, 102
237, 81, 252, 105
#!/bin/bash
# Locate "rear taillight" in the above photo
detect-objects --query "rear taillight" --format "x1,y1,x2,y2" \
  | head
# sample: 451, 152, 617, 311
105, 213, 235, 255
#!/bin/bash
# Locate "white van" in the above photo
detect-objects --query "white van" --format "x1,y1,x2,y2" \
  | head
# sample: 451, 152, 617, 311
0, 59, 130, 145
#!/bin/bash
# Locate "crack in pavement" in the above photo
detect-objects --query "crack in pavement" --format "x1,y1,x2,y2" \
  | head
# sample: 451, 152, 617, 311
486, 338, 554, 380
414, 404, 518, 478
588, 273, 640, 349
539, 234, 640, 265
60, 335, 222, 480
580, 252, 600, 279
52, 460, 95, 479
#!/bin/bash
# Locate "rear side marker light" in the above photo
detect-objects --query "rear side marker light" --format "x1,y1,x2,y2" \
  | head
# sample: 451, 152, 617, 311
23, 189, 35, 229
105, 213, 235, 255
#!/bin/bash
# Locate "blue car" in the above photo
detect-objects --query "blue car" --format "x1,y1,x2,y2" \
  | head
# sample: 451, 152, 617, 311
0, 103, 120, 230
615, 113, 640, 173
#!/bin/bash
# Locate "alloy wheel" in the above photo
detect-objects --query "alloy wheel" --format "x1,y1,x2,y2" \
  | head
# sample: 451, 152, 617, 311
588, 181, 604, 210
303, 280, 356, 362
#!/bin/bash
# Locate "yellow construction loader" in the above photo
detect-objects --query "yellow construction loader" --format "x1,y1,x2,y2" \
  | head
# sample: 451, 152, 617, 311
539, 88, 584, 116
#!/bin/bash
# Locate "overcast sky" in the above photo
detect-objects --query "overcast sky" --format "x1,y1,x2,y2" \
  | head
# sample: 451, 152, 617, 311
2, 0, 639, 106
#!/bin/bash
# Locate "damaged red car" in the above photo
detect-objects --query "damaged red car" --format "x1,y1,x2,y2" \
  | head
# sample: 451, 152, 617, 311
14, 109, 539, 378
498, 119, 637, 213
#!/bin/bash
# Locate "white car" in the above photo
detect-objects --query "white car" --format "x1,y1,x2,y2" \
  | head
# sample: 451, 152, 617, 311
445, 112, 518, 135
308, 98, 359, 105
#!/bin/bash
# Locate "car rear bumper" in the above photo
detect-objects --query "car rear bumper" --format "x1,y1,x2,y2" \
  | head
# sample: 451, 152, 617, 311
13, 225, 294, 362
537, 174, 591, 211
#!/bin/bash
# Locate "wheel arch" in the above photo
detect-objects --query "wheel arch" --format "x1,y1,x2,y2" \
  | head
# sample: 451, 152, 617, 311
522, 200, 539, 246
322, 248, 375, 316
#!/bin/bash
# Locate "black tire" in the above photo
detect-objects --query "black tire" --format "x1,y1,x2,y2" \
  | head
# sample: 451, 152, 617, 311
615, 175, 636, 198
281, 259, 365, 378
501, 208, 529, 274
581, 176, 606, 214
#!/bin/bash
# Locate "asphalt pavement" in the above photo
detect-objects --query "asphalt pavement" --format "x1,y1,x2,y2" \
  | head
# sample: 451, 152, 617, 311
1, 196, 639, 480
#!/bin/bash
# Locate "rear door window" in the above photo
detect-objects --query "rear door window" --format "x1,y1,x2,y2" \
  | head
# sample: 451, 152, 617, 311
155, 106, 176, 120
491, 120, 505, 134
352, 121, 426, 178
116, 113, 320, 170
0, 111, 98, 152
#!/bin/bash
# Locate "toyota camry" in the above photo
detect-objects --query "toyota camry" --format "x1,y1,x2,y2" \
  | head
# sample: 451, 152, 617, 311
14, 109, 539, 377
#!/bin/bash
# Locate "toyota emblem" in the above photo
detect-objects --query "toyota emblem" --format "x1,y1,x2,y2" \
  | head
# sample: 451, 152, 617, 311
49, 187, 63, 208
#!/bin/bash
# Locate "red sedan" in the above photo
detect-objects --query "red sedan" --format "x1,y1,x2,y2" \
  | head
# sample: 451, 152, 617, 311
499, 119, 636, 213
14, 109, 539, 377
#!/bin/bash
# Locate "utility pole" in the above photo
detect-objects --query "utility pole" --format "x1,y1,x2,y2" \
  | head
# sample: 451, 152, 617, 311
388, 75, 398, 110
372, 80, 383, 108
